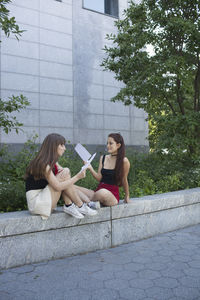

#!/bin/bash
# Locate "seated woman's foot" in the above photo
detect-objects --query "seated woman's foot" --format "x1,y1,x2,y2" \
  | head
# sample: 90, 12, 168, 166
63, 203, 84, 219
77, 203, 97, 216
88, 201, 101, 210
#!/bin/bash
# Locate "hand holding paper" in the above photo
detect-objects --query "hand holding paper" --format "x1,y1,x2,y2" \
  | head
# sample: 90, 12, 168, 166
81, 161, 91, 171
75, 143, 96, 171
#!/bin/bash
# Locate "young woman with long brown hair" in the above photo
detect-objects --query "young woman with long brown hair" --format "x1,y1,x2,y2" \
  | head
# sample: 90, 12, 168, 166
25, 133, 97, 219
76, 133, 131, 207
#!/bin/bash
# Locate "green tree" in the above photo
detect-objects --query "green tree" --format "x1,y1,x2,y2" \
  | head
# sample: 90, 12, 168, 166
0, 0, 29, 134
102, 0, 200, 159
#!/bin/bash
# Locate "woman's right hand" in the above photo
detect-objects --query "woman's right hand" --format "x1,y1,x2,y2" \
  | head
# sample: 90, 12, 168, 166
77, 169, 86, 180
83, 161, 93, 171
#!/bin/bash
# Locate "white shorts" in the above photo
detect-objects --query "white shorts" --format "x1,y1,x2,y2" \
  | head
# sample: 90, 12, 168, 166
26, 185, 52, 220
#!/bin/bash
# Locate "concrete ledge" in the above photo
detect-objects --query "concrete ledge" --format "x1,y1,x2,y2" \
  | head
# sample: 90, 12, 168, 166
0, 207, 110, 237
0, 188, 200, 269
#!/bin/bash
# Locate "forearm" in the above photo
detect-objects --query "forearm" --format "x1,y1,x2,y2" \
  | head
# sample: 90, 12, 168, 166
122, 158, 130, 202
60, 174, 81, 190
123, 179, 130, 198
48, 174, 81, 191
89, 166, 101, 182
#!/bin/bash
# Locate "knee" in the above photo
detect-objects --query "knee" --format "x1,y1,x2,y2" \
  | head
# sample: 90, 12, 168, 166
62, 168, 71, 179
56, 168, 71, 181
94, 189, 110, 200
96, 189, 110, 196
95, 189, 117, 206
62, 168, 70, 177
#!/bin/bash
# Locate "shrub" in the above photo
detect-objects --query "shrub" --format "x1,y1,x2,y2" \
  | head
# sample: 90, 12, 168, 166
1, 136, 200, 212
0, 135, 39, 212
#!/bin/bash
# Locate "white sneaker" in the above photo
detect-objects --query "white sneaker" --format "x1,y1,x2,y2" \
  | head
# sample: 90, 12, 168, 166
88, 201, 101, 210
77, 203, 97, 216
63, 203, 84, 219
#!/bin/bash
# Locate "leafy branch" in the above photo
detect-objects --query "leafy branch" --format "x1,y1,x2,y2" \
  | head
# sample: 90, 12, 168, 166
0, 95, 30, 134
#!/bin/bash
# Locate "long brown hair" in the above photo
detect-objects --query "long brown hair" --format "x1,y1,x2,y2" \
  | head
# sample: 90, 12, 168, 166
108, 133, 125, 186
25, 133, 66, 180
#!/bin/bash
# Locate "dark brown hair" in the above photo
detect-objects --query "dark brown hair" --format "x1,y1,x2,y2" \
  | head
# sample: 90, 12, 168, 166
25, 133, 66, 180
108, 133, 125, 186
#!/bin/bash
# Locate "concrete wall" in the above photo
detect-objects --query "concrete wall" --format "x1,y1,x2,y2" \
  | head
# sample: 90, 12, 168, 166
1, 188, 200, 270
0, 0, 148, 148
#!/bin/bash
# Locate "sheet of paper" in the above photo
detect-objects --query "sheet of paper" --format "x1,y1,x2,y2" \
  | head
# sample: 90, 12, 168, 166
75, 143, 91, 161
81, 162, 90, 171
88, 153, 96, 163
75, 143, 96, 171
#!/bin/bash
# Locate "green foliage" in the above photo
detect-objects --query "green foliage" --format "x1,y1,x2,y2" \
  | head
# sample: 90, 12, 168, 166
156, 173, 182, 193
1, 135, 200, 212
102, 0, 200, 158
0, 0, 24, 39
0, 1, 29, 134
0, 95, 30, 134
0, 135, 39, 212
132, 170, 156, 197
127, 151, 200, 198
149, 111, 200, 159
0, 180, 27, 212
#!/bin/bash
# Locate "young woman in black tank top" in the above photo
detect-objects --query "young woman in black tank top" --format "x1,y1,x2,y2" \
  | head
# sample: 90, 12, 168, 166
75, 133, 130, 207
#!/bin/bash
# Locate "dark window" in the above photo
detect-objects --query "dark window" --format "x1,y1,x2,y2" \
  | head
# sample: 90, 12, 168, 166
83, 0, 118, 18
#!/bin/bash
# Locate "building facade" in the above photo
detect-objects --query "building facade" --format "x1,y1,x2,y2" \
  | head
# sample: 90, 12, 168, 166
0, 0, 148, 149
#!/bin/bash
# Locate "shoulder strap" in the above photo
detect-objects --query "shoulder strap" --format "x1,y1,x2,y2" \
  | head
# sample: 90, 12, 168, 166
102, 155, 105, 167
54, 163, 58, 175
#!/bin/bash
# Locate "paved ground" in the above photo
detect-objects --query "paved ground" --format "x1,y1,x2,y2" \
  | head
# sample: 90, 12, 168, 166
0, 224, 200, 300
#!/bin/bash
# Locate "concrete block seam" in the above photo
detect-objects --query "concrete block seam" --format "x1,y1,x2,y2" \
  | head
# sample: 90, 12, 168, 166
110, 201, 200, 221
0, 219, 111, 239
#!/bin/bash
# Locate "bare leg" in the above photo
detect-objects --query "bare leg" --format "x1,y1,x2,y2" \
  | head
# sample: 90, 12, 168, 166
75, 185, 118, 206
62, 188, 83, 207
62, 192, 72, 206
92, 189, 118, 206
48, 173, 72, 210
75, 185, 117, 206
48, 168, 82, 209
48, 185, 61, 210
76, 189, 91, 203
75, 185, 95, 200
56, 168, 83, 207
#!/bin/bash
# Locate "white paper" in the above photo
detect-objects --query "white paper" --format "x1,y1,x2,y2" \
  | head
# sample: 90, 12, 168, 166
81, 162, 90, 171
75, 143, 96, 171
75, 143, 91, 161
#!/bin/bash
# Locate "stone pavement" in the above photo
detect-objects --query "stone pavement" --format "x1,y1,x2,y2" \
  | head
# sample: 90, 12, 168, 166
0, 224, 200, 300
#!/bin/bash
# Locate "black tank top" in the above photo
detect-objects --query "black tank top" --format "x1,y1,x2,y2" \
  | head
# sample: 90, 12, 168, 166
25, 175, 48, 192
25, 164, 59, 192
100, 155, 117, 185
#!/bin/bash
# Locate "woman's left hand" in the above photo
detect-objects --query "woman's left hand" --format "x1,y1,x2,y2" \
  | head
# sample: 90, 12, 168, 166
83, 161, 92, 171
124, 196, 131, 204
58, 169, 68, 179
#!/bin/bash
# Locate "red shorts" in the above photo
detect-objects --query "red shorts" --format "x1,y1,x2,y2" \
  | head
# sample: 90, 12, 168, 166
95, 182, 119, 202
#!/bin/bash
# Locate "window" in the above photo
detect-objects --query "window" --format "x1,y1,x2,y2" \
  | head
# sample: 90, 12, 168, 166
83, 0, 118, 18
